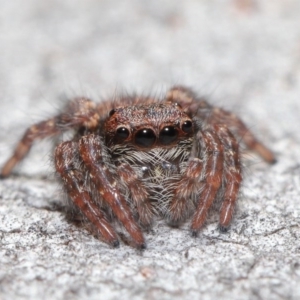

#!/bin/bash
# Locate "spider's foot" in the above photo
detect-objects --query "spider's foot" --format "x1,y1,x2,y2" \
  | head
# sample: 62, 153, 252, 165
270, 157, 277, 165
137, 242, 147, 251
0, 173, 7, 179
191, 229, 199, 238
111, 240, 120, 248
167, 221, 181, 228
218, 224, 229, 233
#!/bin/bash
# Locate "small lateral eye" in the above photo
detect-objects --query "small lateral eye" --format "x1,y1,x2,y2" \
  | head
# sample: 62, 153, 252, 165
116, 127, 129, 139
181, 120, 193, 133
135, 128, 156, 147
109, 109, 116, 117
159, 126, 178, 145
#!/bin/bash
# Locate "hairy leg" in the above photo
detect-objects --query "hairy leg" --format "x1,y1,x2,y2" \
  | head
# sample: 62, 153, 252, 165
217, 126, 242, 231
78, 134, 145, 249
166, 86, 275, 164
207, 107, 275, 164
55, 141, 119, 247
166, 85, 210, 114
1, 98, 99, 177
190, 127, 224, 235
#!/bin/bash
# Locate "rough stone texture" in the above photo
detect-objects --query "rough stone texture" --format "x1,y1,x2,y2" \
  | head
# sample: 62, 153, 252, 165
1, 1, 300, 299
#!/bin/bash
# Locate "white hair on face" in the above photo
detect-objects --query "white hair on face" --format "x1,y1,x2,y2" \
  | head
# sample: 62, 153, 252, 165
110, 138, 196, 216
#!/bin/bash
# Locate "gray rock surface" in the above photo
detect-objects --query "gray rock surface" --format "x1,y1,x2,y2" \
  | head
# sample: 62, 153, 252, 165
1, 1, 300, 299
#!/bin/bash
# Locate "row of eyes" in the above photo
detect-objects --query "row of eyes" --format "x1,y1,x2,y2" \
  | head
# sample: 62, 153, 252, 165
115, 120, 193, 147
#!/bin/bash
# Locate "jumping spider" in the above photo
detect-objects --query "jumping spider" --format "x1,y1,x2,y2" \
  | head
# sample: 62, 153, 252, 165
0, 86, 275, 249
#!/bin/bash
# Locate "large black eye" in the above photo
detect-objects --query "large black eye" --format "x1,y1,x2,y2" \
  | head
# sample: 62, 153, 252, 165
159, 126, 178, 145
135, 128, 156, 147
181, 120, 193, 133
116, 127, 129, 139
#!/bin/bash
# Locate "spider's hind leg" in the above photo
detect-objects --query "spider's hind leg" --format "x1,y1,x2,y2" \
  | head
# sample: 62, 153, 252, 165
0, 117, 61, 178
166, 85, 275, 164
1, 97, 99, 177
208, 107, 276, 164
166, 85, 211, 113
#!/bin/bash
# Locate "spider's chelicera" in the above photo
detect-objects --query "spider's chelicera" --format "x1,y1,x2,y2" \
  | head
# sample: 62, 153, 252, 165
0, 86, 275, 249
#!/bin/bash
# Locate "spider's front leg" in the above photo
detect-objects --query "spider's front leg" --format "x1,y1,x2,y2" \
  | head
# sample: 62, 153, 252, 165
216, 125, 242, 230
190, 127, 225, 235
167, 127, 224, 230
78, 134, 146, 249
169, 124, 241, 235
55, 141, 120, 247
191, 125, 242, 234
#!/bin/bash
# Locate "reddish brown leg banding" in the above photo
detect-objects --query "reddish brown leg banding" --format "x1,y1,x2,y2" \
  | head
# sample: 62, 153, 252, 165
217, 126, 242, 230
1, 97, 99, 178
1, 117, 60, 177
191, 129, 224, 235
55, 141, 119, 247
117, 164, 153, 229
210, 108, 275, 164
166, 86, 210, 114
78, 135, 145, 249
60, 97, 99, 129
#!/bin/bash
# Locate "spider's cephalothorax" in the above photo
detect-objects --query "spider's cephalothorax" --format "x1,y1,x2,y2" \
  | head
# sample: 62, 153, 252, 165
0, 86, 275, 249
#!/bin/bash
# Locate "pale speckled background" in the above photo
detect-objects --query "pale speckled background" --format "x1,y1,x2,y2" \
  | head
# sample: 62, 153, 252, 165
1, 1, 300, 299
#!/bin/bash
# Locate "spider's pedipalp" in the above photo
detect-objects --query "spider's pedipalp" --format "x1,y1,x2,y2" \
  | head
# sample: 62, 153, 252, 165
167, 158, 203, 227
117, 164, 153, 229
55, 141, 119, 247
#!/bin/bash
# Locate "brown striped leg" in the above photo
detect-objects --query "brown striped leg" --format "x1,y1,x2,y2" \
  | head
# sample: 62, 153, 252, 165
208, 108, 275, 164
166, 85, 275, 164
55, 141, 119, 247
166, 85, 211, 114
191, 129, 224, 235
167, 159, 204, 226
1, 117, 60, 177
1, 98, 99, 178
117, 164, 153, 229
78, 134, 146, 249
217, 126, 242, 231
